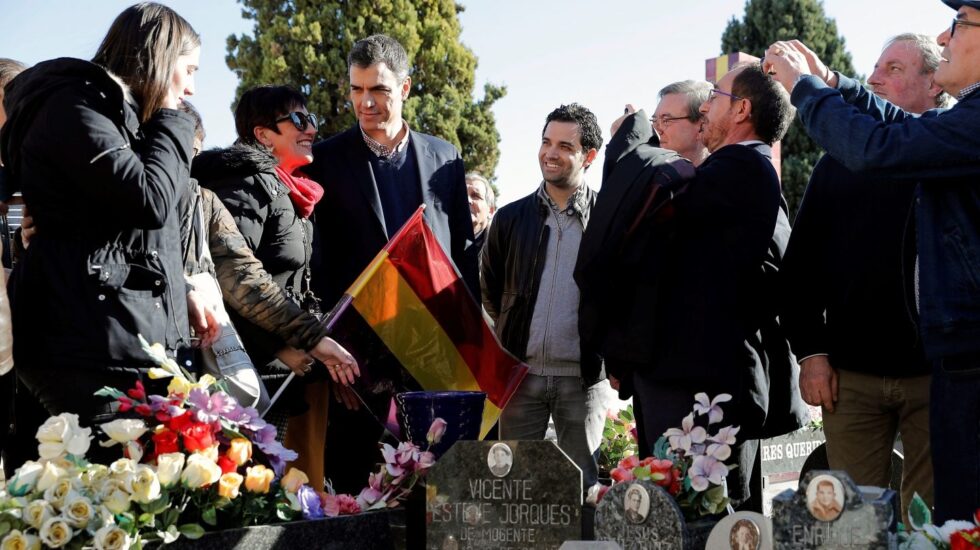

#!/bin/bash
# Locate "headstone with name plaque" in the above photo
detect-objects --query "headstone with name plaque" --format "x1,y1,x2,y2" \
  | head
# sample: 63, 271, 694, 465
771, 470, 898, 549
704, 511, 772, 550
426, 440, 582, 550
594, 480, 689, 550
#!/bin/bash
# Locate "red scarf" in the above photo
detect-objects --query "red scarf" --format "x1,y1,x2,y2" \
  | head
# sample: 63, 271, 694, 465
274, 165, 324, 219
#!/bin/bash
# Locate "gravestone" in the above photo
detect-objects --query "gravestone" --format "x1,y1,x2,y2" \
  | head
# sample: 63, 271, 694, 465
426, 440, 582, 550
559, 543, 623, 549
594, 480, 689, 550
771, 470, 898, 549
760, 428, 827, 515
705, 511, 772, 550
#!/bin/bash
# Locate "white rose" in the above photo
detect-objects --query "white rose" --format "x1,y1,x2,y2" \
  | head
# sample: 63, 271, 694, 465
101, 486, 131, 515
7, 461, 43, 496
23, 500, 55, 530
80, 464, 109, 490
36, 414, 91, 459
108, 458, 136, 481
155, 453, 185, 488
93, 524, 130, 550
128, 465, 161, 504
1, 529, 41, 550
63, 495, 94, 528
38, 517, 73, 549
180, 453, 222, 488
34, 461, 68, 493
42, 478, 75, 510
99, 419, 147, 444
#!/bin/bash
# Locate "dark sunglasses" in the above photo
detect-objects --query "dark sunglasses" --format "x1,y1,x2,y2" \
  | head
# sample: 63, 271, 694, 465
275, 112, 319, 132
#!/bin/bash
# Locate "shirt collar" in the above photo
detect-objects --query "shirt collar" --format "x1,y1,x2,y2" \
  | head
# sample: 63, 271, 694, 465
958, 82, 980, 101
360, 120, 411, 159
537, 181, 591, 225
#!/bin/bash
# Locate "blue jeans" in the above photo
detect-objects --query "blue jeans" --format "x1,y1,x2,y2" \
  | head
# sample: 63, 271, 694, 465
931, 354, 980, 523
498, 374, 606, 490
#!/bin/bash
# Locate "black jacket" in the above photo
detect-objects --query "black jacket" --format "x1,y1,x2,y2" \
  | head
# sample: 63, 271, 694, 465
481, 185, 604, 385
307, 126, 475, 309
193, 144, 314, 384
0, 59, 194, 380
781, 154, 925, 377
581, 112, 806, 439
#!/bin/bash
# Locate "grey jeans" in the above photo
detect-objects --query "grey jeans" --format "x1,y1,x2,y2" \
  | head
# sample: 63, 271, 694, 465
498, 374, 608, 489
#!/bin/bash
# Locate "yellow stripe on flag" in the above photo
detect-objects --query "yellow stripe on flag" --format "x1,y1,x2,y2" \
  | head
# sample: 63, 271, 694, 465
716, 54, 729, 80
351, 257, 500, 437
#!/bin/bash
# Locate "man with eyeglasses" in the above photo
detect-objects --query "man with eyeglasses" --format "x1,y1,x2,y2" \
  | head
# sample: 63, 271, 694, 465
780, 33, 949, 522
652, 80, 713, 166
764, 0, 980, 522
586, 63, 796, 511
306, 34, 475, 494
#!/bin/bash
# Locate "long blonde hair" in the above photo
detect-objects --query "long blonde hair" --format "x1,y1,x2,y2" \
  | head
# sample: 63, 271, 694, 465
92, 2, 200, 122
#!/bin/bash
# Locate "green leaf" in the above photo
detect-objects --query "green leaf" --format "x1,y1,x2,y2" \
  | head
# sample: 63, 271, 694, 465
138, 512, 155, 526
141, 495, 170, 515
0, 521, 11, 537
94, 386, 126, 399
201, 507, 217, 526
160, 525, 181, 544
907, 492, 932, 531
179, 524, 206, 539
160, 508, 179, 528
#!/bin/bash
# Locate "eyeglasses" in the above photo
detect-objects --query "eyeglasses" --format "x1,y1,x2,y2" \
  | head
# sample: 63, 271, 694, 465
275, 112, 319, 132
706, 88, 743, 104
951, 17, 980, 37
651, 114, 692, 129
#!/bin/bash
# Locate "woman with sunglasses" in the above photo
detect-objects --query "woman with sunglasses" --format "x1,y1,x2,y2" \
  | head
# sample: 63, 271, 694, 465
192, 85, 357, 488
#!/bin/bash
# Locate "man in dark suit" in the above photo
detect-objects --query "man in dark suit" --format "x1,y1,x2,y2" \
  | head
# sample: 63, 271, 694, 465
307, 34, 474, 492
588, 63, 796, 510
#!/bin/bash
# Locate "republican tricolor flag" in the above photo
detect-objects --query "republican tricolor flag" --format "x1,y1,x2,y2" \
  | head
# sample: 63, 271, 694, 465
324, 205, 526, 436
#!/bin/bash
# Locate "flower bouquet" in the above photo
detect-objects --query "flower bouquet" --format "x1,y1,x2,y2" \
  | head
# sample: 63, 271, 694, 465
597, 405, 639, 478
900, 494, 980, 549
598, 393, 738, 521
1, 337, 344, 548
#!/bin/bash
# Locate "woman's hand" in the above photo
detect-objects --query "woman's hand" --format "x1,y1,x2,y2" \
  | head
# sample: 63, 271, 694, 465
333, 383, 361, 411
310, 336, 359, 386
186, 289, 221, 348
20, 207, 35, 250
276, 346, 316, 377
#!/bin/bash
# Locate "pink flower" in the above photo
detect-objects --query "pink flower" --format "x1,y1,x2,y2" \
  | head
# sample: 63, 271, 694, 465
610, 467, 635, 483
664, 413, 707, 453
323, 493, 362, 517
618, 455, 640, 470
417, 451, 435, 471
426, 418, 447, 445
356, 486, 384, 509
693, 393, 732, 424
706, 443, 732, 461
711, 425, 740, 446
688, 455, 728, 492
381, 444, 406, 477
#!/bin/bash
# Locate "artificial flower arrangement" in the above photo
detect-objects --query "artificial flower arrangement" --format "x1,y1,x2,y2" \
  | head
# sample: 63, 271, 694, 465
0, 336, 441, 549
597, 393, 738, 521
900, 494, 980, 549
597, 405, 639, 478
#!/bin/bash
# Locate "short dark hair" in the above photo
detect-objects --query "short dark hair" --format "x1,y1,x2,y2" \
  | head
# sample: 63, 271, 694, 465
348, 34, 410, 82
234, 85, 307, 145
730, 63, 794, 145
542, 103, 603, 152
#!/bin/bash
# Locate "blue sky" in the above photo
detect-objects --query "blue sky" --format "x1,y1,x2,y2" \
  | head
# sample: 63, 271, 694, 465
0, 1, 952, 205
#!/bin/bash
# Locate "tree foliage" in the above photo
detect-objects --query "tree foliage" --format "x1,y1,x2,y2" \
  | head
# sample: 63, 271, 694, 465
721, 0, 856, 219
226, 0, 505, 177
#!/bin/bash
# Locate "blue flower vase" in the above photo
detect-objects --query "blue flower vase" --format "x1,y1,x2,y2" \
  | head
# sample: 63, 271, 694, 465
395, 390, 486, 458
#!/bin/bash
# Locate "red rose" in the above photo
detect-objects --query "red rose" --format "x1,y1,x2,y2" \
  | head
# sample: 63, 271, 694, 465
648, 458, 675, 488
619, 455, 640, 470
638, 457, 656, 468
217, 455, 238, 475
180, 422, 215, 452
668, 471, 683, 496
168, 411, 192, 432
135, 404, 152, 417
951, 528, 980, 550
117, 396, 133, 413
153, 429, 180, 456
610, 467, 635, 483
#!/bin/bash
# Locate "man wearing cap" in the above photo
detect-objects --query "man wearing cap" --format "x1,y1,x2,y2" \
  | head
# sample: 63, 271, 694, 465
763, 0, 980, 521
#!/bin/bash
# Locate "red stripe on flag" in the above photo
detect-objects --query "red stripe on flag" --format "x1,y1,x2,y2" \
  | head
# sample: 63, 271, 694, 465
385, 209, 526, 409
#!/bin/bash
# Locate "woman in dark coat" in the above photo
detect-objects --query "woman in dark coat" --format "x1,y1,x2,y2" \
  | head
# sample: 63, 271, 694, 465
192, 86, 358, 488
0, 3, 216, 429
